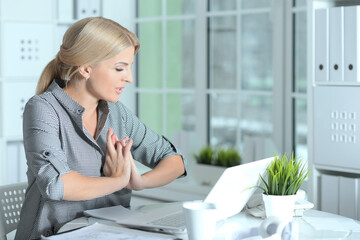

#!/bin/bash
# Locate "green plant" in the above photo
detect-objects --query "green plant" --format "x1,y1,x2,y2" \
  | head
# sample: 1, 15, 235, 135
258, 153, 310, 196
193, 146, 216, 165
214, 148, 242, 167
193, 146, 242, 167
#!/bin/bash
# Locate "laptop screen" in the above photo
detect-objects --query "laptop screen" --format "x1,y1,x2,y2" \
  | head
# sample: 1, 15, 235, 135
204, 157, 273, 220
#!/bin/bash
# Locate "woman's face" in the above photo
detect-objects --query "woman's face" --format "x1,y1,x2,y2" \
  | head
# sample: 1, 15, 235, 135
87, 46, 135, 103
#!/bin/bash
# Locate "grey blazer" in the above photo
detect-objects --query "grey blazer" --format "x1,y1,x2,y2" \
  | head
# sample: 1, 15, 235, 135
15, 79, 186, 239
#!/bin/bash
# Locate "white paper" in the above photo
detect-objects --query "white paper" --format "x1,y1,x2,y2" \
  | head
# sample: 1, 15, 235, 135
42, 223, 176, 240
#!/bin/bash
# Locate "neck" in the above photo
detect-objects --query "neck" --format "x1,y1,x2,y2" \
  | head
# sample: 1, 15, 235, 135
64, 80, 99, 137
64, 80, 99, 115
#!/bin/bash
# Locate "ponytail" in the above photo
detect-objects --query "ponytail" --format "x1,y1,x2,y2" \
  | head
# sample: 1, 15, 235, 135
36, 59, 57, 95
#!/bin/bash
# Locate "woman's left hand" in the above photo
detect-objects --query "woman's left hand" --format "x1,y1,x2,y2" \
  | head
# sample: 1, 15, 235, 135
126, 158, 145, 190
117, 140, 145, 190
117, 137, 185, 191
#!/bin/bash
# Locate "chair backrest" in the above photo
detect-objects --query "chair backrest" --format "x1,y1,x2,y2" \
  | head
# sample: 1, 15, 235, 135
0, 182, 27, 240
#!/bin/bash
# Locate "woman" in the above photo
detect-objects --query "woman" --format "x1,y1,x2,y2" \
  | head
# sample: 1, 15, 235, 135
15, 17, 186, 239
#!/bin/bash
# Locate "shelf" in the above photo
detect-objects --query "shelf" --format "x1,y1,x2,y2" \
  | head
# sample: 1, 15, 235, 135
315, 164, 360, 176
314, 81, 360, 86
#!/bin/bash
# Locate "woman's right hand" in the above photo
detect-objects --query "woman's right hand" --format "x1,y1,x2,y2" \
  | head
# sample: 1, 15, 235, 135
103, 128, 132, 182
62, 128, 133, 201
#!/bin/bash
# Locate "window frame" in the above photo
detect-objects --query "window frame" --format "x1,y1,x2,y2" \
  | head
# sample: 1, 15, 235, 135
133, 0, 308, 160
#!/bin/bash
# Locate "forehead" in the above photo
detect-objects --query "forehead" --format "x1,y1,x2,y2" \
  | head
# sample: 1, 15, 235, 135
97, 46, 135, 66
108, 46, 135, 63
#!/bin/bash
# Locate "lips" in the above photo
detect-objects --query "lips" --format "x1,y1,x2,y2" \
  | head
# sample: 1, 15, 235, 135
115, 88, 123, 94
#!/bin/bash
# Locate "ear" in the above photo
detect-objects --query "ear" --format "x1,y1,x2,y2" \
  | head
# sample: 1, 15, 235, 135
78, 65, 92, 79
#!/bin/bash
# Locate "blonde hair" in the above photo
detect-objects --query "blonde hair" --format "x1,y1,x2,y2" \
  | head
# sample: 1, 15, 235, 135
36, 17, 140, 94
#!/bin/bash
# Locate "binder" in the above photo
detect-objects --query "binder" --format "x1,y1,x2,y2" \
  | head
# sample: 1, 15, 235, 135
339, 176, 358, 219
358, 183, 360, 221
315, 8, 329, 82
76, 0, 101, 19
329, 7, 344, 82
344, 6, 360, 82
90, 0, 101, 16
321, 174, 339, 214
76, 0, 88, 19
58, 0, 74, 21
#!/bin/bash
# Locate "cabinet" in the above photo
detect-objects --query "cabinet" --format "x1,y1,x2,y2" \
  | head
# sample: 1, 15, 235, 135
0, 0, 136, 185
0, 0, 56, 184
309, 0, 360, 220
320, 174, 359, 220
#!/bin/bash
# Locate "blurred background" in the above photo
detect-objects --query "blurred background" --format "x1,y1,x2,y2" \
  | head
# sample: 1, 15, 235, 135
0, 0, 307, 186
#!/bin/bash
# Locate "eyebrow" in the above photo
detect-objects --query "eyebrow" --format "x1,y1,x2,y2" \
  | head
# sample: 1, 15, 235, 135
115, 62, 129, 66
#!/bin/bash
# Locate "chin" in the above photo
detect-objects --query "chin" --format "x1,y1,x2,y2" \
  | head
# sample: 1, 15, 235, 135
101, 93, 120, 103
101, 95, 119, 103
109, 96, 120, 103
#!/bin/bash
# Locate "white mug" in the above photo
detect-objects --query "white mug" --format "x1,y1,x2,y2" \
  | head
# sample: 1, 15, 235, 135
182, 201, 218, 240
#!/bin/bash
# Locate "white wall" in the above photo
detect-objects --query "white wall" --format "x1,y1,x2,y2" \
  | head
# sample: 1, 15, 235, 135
0, 0, 135, 185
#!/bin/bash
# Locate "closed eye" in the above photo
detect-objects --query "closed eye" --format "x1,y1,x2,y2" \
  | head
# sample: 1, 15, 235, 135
116, 68, 124, 72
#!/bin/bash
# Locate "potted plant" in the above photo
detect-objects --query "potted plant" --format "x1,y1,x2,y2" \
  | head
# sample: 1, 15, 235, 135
192, 146, 242, 186
214, 148, 242, 167
257, 153, 310, 222
194, 146, 216, 165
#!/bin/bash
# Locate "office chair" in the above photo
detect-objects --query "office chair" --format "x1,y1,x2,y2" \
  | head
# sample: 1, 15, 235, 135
0, 182, 27, 240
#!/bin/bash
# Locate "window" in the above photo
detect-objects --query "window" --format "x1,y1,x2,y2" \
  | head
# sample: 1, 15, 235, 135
135, 0, 196, 138
135, 0, 308, 162
289, 0, 308, 160
208, 1, 275, 157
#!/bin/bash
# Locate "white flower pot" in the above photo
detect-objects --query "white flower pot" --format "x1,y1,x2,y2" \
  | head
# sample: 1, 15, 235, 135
192, 164, 226, 186
262, 194, 297, 222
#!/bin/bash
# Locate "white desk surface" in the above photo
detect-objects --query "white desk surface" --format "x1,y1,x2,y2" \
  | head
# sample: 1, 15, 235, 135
58, 205, 360, 240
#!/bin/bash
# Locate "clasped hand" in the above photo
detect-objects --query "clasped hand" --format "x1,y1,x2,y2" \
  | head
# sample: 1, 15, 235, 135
103, 128, 144, 190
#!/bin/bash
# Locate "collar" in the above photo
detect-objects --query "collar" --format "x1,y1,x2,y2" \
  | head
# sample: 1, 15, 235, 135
47, 79, 110, 116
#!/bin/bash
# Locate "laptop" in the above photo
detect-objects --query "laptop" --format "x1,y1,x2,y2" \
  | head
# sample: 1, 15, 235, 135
85, 157, 273, 233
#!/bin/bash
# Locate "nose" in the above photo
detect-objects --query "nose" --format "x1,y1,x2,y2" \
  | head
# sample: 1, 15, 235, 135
124, 70, 133, 83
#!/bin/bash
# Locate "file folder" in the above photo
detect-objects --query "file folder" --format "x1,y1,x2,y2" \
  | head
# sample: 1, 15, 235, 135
76, 0, 88, 19
58, 0, 74, 21
90, 0, 101, 16
315, 8, 329, 82
76, 0, 101, 19
329, 7, 344, 82
339, 176, 358, 219
321, 174, 339, 215
344, 6, 360, 82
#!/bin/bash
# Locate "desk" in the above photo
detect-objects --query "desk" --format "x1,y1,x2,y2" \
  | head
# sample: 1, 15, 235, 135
214, 210, 360, 239
58, 205, 360, 240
